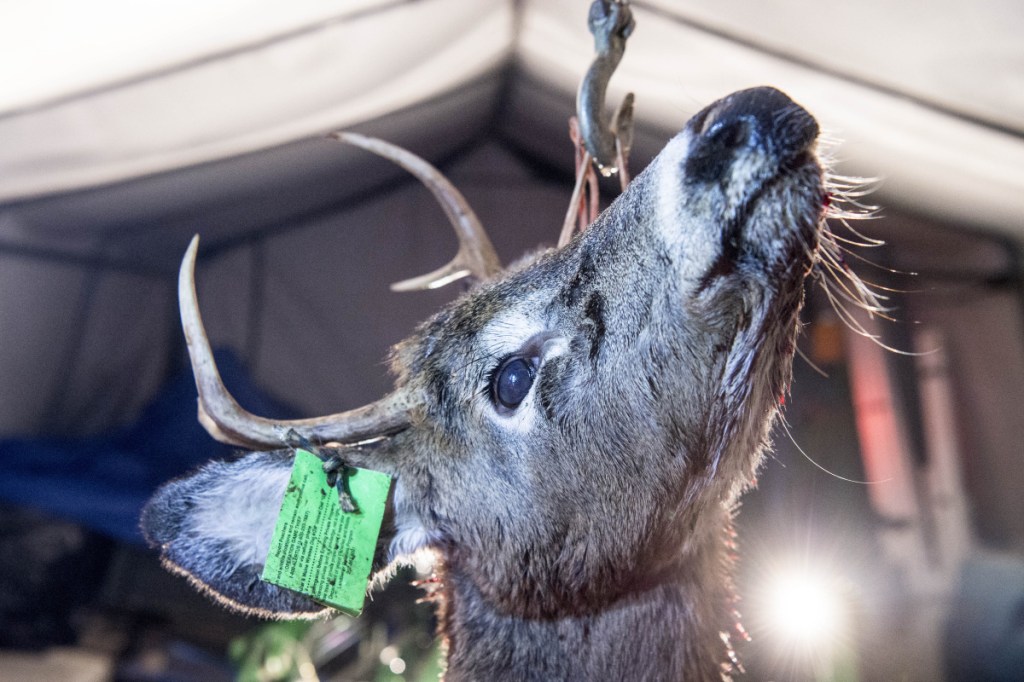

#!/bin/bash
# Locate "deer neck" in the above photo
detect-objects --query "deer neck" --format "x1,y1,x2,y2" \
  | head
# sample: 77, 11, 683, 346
431, 515, 741, 681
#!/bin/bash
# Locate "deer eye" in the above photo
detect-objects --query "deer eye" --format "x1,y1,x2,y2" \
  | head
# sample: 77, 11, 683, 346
491, 356, 537, 410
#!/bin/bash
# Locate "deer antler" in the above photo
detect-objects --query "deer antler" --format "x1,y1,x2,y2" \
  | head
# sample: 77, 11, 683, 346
331, 132, 502, 291
179, 236, 412, 449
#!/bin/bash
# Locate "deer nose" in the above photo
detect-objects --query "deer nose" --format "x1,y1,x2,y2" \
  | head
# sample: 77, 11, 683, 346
685, 86, 818, 183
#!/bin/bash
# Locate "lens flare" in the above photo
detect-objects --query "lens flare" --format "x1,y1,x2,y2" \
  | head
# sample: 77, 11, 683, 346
767, 572, 844, 644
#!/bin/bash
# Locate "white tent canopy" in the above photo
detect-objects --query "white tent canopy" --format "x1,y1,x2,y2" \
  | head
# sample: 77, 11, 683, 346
2, 0, 1022, 234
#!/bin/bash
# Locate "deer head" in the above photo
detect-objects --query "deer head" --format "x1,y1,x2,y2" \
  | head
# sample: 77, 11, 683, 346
143, 86, 846, 679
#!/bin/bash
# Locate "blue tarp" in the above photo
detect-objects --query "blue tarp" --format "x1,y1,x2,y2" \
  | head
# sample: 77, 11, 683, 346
0, 350, 296, 543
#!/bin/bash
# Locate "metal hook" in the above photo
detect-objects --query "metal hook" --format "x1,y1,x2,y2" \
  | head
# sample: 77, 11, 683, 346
576, 0, 636, 176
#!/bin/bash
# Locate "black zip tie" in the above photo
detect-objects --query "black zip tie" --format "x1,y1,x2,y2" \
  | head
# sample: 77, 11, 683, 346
283, 428, 360, 514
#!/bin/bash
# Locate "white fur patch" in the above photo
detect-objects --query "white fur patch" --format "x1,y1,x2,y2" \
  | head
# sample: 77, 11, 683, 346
390, 521, 437, 560
191, 462, 291, 573
655, 133, 691, 244
656, 131, 719, 282
725, 148, 770, 209
478, 311, 545, 362
388, 478, 441, 562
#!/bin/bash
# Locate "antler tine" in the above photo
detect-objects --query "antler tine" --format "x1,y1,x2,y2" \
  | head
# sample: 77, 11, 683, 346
179, 236, 412, 449
331, 132, 502, 291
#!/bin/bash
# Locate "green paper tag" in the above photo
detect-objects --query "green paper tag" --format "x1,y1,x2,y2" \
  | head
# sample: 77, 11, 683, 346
261, 448, 392, 615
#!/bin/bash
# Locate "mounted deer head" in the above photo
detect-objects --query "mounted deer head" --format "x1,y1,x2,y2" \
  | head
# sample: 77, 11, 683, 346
143, 86, 865, 679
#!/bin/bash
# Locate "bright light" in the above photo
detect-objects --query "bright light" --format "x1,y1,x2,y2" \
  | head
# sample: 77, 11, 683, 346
379, 644, 399, 666
379, 644, 407, 675
765, 571, 844, 645
749, 563, 863, 680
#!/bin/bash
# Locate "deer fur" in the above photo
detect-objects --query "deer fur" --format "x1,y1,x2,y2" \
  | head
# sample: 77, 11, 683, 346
143, 86, 833, 680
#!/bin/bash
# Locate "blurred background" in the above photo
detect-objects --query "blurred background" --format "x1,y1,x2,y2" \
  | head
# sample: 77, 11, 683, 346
0, 1, 1022, 680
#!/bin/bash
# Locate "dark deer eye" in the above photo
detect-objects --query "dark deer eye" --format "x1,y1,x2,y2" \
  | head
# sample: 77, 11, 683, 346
492, 357, 536, 410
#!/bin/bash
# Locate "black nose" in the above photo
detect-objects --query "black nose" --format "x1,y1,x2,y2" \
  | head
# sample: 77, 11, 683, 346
684, 86, 819, 184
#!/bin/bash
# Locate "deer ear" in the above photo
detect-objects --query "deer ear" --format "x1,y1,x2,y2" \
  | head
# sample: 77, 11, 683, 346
141, 450, 331, 618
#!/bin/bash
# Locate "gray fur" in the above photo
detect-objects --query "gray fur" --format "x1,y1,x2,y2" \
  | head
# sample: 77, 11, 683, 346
143, 87, 827, 679
142, 450, 330, 618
